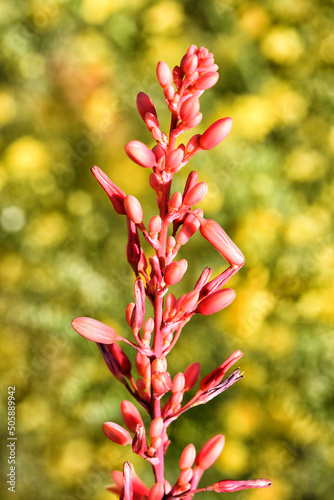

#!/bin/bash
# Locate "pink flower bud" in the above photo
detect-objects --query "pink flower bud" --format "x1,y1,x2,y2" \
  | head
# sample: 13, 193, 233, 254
91, 166, 126, 215
102, 422, 132, 445
71, 317, 120, 344
107, 343, 132, 378
136, 92, 157, 121
178, 468, 193, 484
183, 182, 208, 206
166, 293, 176, 310
152, 371, 172, 395
195, 434, 225, 470
167, 235, 176, 250
185, 135, 202, 156
197, 289, 236, 315
133, 278, 146, 329
180, 96, 200, 124
122, 461, 133, 500
179, 443, 196, 470
166, 147, 184, 171
120, 400, 144, 433
199, 350, 243, 392
168, 191, 183, 210
136, 352, 150, 377
164, 259, 188, 285
125, 140, 157, 168
209, 479, 272, 493
149, 417, 164, 438
157, 61, 173, 87
176, 224, 192, 246
164, 84, 175, 100
173, 65, 183, 88
151, 356, 167, 373
198, 217, 245, 268
148, 215, 162, 235
172, 372, 185, 393
187, 44, 197, 56
184, 112, 203, 130
199, 117, 233, 150
125, 302, 135, 327
183, 54, 198, 75
179, 289, 200, 313
148, 482, 164, 500
195, 71, 219, 90
184, 362, 201, 391
143, 317, 154, 335
124, 195, 143, 224
194, 267, 212, 290
132, 424, 147, 454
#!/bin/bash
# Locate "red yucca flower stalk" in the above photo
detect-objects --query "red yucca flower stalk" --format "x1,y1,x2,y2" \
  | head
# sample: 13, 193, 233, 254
72, 44, 271, 498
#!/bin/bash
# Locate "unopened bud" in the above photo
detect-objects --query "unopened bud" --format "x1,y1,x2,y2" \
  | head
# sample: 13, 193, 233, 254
125, 140, 157, 168
168, 191, 183, 210
195, 71, 219, 90
149, 417, 164, 438
124, 195, 143, 224
136, 92, 157, 121
172, 372, 186, 393
183, 54, 198, 75
166, 293, 176, 311
149, 215, 162, 234
152, 371, 172, 395
166, 147, 184, 172
184, 362, 201, 391
148, 482, 164, 500
210, 479, 272, 493
178, 468, 193, 484
102, 422, 132, 445
199, 117, 233, 150
164, 259, 188, 285
185, 135, 202, 156
195, 434, 225, 470
180, 96, 200, 124
157, 61, 173, 87
197, 288, 236, 315
120, 400, 144, 433
91, 166, 126, 215
179, 443, 196, 470
179, 289, 199, 313
183, 182, 208, 206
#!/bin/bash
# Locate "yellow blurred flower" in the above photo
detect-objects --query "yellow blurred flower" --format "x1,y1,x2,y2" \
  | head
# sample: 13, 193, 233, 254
27, 211, 68, 247
284, 206, 331, 246
5, 136, 51, 178
261, 26, 304, 65
0, 90, 16, 126
231, 95, 275, 140
284, 148, 327, 182
218, 438, 249, 474
240, 5, 271, 39
143, 1, 184, 34
57, 438, 93, 483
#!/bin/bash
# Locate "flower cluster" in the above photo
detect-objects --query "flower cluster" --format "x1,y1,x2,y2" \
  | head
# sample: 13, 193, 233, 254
72, 45, 271, 499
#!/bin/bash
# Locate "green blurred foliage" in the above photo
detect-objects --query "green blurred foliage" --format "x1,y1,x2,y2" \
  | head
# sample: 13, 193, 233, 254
0, 0, 333, 499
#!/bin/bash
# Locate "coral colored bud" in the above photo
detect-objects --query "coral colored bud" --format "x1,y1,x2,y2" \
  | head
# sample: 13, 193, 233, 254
172, 372, 186, 393
187, 44, 197, 56
173, 65, 183, 88
179, 443, 196, 470
180, 96, 200, 124
168, 191, 183, 210
152, 127, 162, 141
122, 462, 133, 500
91, 166, 126, 215
198, 217, 245, 268
157, 61, 173, 87
166, 293, 176, 310
164, 84, 175, 100
148, 482, 164, 500
149, 417, 164, 438
183, 54, 198, 75
152, 144, 165, 161
102, 422, 132, 445
194, 267, 212, 291
120, 400, 144, 433
124, 195, 143, 224
183, 182, 208, 206
196, 434, 225, 470
143, 317, 154, 335
125, 140, 157, 168
151, 437, 162, 450
179, 468, 193, 484
164, 259, 188, 285
209, 479, 272, 493
133, 278, 146, 329
152, 357, 167, 373
185, 135, 202, 156
183, 171, 198, 196
184, 362, 201, 391
136, 352, 150, 377
197, 289, 236, 315
166, 147, 184, 171
171, 392, 183, 406
152, 372, 172, 395
195, 71, 219, 90
166, 237, 175, 253
125, 302, 135, 327
184, 112, 203, 130
179, 289, 200, 313
136, 92, 157, 121
149, 215, 162, 234
145, 112, 160, 131
176, 224, 193, 246
72, 317, 120, 344
149, 172, 160, 191
199, 117, 233, 150
132, 424, 147, 454
108, 343, 132, 378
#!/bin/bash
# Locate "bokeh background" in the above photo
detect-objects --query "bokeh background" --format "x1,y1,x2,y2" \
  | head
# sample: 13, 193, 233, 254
1, 0, 334, 499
